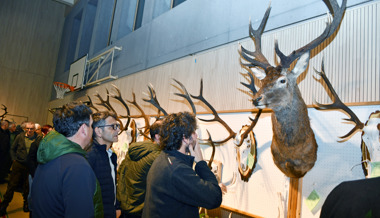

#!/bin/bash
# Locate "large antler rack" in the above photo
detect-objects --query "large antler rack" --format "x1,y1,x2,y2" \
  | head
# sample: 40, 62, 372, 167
127, 92, 151, 138
314, 59, 364, 140
94, 89, 126, 133
240, 0, 347, 70
190, 79, 236, 144
239, 4, 272, 71
276, 0, 347, 68
0, 104, 7, 120
94, 89, 116, 113
142, 84, 168, 117
109, 85, 132, 131
173, 79, 196, 114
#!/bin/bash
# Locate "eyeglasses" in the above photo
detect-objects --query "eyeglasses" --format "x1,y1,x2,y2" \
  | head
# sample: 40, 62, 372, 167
97, 123, 120, 130
26, 128, 35, 130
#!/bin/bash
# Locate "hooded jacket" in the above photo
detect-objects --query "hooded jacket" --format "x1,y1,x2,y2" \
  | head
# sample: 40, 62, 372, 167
117, 141, 160, 215
31, 130, 103, 218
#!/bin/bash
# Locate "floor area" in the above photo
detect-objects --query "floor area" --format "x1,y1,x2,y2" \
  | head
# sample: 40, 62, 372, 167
0, 182, 29, 218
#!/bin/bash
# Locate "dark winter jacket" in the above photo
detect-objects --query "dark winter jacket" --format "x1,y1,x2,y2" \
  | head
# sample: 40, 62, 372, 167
142, 150, 222, 218
320, 177, 380, 218
11, 132, 42, 164
0, 128, 10, 156
87, 141, 120, 218
31, 130, 103, 218
117, 141, 161, 215
0, 128, 10, 161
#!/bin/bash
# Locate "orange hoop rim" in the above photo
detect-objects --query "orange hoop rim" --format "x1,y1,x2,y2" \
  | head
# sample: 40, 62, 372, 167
53, 82, 75, 92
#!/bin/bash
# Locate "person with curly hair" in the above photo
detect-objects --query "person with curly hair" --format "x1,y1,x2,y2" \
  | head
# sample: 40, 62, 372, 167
142, 112, 222, 218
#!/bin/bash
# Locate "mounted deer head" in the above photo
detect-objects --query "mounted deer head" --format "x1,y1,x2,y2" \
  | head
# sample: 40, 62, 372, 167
239, 0, 347, 178
173, 79, 261, 181
314, 60, 380, 177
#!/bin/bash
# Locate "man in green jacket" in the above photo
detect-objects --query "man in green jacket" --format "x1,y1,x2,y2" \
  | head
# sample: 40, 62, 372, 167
31, 102, 103, 218
117, 120, 162, 218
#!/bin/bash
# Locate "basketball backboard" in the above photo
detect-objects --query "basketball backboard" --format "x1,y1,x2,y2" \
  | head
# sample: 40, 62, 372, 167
68, 54, 87, 90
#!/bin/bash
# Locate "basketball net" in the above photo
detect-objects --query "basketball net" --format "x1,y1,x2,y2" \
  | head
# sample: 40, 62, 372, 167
53, 82, 74, 99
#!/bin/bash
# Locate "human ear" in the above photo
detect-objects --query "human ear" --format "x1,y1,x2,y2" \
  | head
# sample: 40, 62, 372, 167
94, 127, 102, 138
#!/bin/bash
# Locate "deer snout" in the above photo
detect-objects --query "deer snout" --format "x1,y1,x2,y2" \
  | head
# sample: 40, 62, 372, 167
252, 96, 263, 107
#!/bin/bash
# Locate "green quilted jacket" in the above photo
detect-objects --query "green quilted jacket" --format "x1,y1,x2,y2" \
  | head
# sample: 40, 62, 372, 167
117, 141, 160, 215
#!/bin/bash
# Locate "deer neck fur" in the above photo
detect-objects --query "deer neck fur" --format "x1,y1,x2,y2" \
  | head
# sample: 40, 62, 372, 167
271, 85, 314, 146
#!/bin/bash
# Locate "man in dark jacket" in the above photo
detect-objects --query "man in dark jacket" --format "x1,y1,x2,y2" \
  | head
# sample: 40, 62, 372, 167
31, 102, 103, 218
142, 112, 222, 218
0, 122, 42, 216
320, 177, 380, 218
118, 120, 162, 218
87, 111, 121, 218
0, 120, 10, 184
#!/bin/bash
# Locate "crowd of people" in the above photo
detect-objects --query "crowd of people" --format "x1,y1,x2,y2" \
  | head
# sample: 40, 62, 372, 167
0, 120, 53, 215
0, 102, 224, 218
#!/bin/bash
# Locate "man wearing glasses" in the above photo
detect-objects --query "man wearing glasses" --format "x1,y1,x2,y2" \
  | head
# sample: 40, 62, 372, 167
0, 122, 42, 216
87, 111, 121, 218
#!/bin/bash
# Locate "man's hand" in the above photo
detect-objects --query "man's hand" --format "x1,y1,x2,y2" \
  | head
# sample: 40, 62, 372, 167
189, 141, 203, 163
116, 209, 121, 218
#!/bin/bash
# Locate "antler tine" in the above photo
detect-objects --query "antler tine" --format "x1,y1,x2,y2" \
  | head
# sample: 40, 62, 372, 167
127, 92, 151, 135
314, 59, 364, 140
138, 128, 153, 142
173, 79, 197, 114
94, 90, 115, 112
110, 85, 131, 118
142, 84, 168, 116
240, 70, 258, 95
191, 79, 236, 144
110, 84, 131, 131
277, 0, 347, 68
83, 94, 99, 111
0, 104, 8, 119
236, 109, 262, 147
130, 119, 137, 143
205, 129, 216, 169
239, 4, 272, 71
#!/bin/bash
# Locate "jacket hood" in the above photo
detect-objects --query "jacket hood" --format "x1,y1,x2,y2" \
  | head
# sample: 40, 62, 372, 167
128, 141, 160, 161
37, 130, 86, 164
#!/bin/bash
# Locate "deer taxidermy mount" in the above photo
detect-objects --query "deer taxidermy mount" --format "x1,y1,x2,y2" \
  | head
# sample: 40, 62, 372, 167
239, 0, 347, 178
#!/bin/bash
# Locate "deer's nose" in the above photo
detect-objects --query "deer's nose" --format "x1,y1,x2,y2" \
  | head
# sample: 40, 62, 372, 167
252, 96, 262, 106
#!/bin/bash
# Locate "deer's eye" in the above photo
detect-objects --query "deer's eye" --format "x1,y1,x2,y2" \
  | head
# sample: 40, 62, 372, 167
280, 79, 286, 84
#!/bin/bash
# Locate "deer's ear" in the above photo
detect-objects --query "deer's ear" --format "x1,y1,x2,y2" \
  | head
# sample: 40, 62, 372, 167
251, 68, 266, 80
292, 51, 310, 76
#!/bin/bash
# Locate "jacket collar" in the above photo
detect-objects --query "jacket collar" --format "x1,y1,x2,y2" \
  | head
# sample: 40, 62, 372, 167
165, 150, 194, 166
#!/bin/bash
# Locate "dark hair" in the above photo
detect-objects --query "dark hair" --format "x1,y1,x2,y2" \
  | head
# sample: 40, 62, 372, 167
159, 112, 197, 151
41, 124, 53, 135
91, 111, 117, 139
53, 102, 93, 137
149, 119, 163, 139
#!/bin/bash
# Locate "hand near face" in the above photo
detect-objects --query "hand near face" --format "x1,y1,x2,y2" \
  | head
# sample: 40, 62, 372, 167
188, 138, 203, 163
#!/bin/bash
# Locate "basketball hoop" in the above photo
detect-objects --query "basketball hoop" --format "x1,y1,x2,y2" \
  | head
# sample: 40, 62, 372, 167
53, 82, 75, 99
